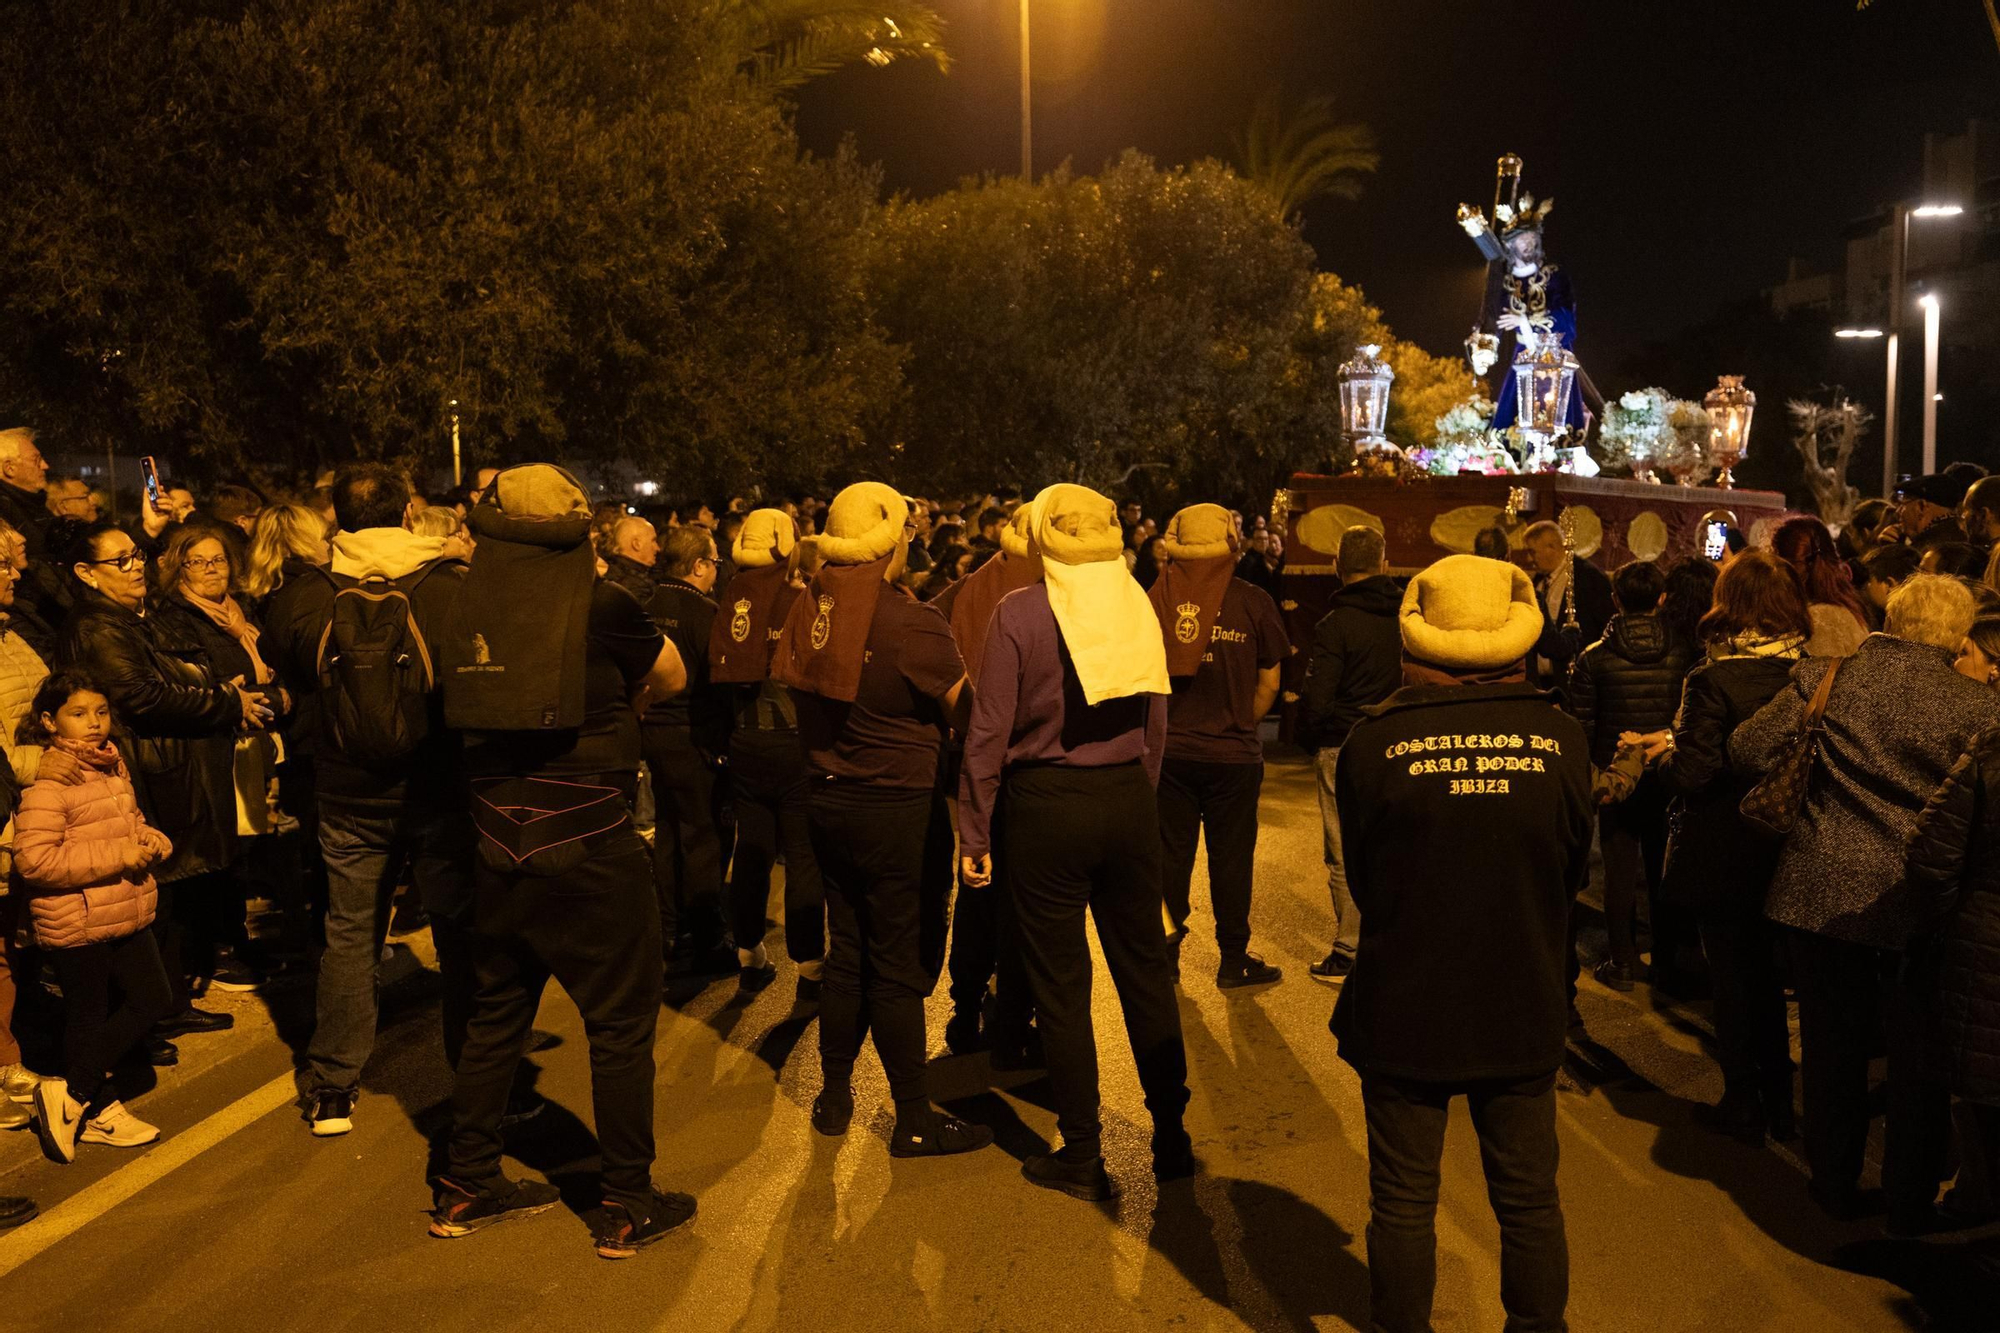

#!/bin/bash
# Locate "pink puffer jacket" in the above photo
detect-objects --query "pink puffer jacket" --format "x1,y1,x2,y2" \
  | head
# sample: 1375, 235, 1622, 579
14, 741, 170, 949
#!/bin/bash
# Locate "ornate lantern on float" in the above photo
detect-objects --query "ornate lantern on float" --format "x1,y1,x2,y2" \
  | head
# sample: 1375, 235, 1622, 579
1704, 375, 1756, 489
1514, 343, 1580, 440
1338, 343, 1399, 463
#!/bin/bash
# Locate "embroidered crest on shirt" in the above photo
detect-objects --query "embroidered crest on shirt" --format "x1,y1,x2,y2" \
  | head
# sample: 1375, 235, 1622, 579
730, 598, 752, 644
810, 594, 834, 651
1174, 602, 1201, 645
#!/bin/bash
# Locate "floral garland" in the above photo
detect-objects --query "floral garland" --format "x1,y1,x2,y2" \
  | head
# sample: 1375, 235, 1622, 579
1411, 395, 1522, 475
1595, 387, 1714, 483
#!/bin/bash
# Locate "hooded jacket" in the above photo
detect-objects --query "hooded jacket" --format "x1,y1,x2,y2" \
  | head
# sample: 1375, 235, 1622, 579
1300, 575, 1403, 751
1565, 611, 1692, 767
15, 742, 166, 948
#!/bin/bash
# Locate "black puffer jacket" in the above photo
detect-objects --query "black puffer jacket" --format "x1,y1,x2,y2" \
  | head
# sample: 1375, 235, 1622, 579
1300, 575, 1403, 751
58, 587, 242, 880
1657, 652, 1798, 909
1566, 612, 1693, 767
1906, 724, 2000, 1104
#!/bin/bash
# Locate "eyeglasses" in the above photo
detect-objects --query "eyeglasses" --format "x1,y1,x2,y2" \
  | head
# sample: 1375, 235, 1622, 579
183, 555, 230, 572
85, 551, 148, 572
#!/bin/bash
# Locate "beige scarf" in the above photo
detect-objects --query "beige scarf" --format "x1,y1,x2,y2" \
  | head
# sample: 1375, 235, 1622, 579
1028, 483, 1169, 706
182, 589, 272, 685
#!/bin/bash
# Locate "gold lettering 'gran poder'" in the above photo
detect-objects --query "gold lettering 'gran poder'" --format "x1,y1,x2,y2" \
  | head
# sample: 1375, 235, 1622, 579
1388, 732, 1565, 794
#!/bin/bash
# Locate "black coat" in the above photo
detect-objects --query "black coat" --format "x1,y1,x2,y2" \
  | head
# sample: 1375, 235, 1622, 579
0, 479, 66, 625
1906, 724, 2000, 1104
1332, 682, 1594, 1082
1531, 558, 1614, 693
1300, 575, 1403, 752
1566, 612, 1693, 767
1656, 653, 1797, 909
58, 588, 242, 879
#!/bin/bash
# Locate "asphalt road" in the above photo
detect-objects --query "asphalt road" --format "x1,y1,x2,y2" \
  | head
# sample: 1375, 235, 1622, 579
1, 749, 1995, 1331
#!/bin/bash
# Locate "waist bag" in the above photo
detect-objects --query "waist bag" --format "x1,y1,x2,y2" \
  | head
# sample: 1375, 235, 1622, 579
470, 776, 628, 877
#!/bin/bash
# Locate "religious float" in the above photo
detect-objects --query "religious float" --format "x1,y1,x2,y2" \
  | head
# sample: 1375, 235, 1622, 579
1273, 154, 1789, 688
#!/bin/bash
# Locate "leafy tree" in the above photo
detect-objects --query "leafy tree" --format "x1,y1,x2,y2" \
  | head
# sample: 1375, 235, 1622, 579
1235, 92, 1378, 221
868, 152, 1329, 507
0, 0, 920, 491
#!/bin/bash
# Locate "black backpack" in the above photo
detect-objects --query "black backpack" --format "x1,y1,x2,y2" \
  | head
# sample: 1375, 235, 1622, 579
315, 563, 444, 767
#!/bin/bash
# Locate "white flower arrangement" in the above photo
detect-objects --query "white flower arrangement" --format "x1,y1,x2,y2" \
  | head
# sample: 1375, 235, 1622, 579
1597, 386, 1672, 476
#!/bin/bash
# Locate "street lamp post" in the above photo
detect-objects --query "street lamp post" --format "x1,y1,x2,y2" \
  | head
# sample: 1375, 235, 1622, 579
1019, 0, 1032, 180
1879, 203, 1961, 494
1921, 292, 1941, 473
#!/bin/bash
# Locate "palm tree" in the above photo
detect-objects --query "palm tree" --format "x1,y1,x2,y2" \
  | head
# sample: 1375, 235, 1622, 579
1235, 91, 1378, 221
697, 1, 951, 97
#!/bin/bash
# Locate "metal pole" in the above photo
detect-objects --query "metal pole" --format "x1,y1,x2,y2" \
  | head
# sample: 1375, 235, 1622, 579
1019, 0, 1032, 181
1922, 295, 1941, 472
450, 400, 462, 487
1882, 204, 1907, 497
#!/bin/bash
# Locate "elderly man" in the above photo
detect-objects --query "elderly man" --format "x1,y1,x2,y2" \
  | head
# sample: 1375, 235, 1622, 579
601, 516, 660, 606
1890, 473, 1969, 552
45, 478, 98, 522
1959, 475, 2000, 552
1521, 520, 1613, 693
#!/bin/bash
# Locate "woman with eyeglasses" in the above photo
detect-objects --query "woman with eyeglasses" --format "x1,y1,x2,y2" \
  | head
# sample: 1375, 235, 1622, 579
56, 523, 273, 1058
150, 524, 293, 995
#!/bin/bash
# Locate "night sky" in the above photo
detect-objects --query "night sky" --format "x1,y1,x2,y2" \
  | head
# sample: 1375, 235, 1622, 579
796, 0, 2000, 386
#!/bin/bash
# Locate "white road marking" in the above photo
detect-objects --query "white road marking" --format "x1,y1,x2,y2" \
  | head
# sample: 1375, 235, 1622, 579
0, 1070, 298, 1279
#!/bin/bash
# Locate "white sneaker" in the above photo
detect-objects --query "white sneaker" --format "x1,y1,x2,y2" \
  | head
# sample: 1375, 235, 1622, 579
31, 1078, 84, 1163
80, 1100, 161, 1149
1, 1061, 42, 1105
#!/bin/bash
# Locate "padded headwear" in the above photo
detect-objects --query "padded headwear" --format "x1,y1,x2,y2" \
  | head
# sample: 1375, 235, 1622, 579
1027, 484, 1123, 567
1159, 504, 1240, 561
999, 507, 1034, 560
733, 508, 799, 570
1400, 555, 1544, 670
494, 464, 590, 521
816, 482, 909, 567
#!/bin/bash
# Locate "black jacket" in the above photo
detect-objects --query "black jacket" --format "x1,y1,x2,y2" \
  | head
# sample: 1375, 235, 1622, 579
1656, 653, 1796, 909
0, 479, 66, 624
1906, 724, 2000, 1104
602, 554, 659, 608
1532, 558, 1614, 693
1300, 575, 1403, 751
263, 549, 466, 806
645, 578, 730, 756
1331, 682, 1594, 1082
1566, 612, 1693, 767
58, 587, 242, 879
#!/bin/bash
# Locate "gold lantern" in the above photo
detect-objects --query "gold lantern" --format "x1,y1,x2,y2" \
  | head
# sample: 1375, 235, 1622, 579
1704, 375, 1756, 489
1513, 343, 1580, 440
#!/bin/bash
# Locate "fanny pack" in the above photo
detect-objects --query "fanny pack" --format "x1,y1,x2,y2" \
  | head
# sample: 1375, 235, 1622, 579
470, 776, 629, 877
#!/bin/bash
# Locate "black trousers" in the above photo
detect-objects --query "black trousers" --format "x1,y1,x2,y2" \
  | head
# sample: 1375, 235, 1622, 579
1006, 763, 1189, 1156
1360, 1071, 1568, 1333
1785, 928, 1952, 1214
1157, 757, 1264, 956
446, 828, 662, 1217
641, 723, 726, 953
50, 931, 175, 1107
1697, 899, 1792, 1107
809, 782, 952, 1104
1596, 779, 1666, 971
728, 731, 824, 963
946, 792, 1037, 1046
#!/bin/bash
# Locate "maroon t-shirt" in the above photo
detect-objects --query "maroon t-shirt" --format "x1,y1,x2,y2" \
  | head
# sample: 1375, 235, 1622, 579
792, 590, 965, 789
1164, 578, 1290, 764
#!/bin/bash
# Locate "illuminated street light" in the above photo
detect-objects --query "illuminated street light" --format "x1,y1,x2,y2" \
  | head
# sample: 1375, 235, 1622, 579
1912, 204, 1965, 218
1834, 328, 1885, 338
1873, 202, 1962, 494
1921, 291, 1941, 471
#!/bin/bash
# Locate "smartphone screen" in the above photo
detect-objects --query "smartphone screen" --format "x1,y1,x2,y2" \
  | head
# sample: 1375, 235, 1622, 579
1702, 521, 1728, 562
139, 455, 161, 509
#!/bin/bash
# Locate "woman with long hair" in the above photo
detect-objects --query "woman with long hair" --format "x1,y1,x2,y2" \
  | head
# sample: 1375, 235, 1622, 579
242, 503, 331, 607
1650, 550, 1814, 1141
1771, 516, 1868, 657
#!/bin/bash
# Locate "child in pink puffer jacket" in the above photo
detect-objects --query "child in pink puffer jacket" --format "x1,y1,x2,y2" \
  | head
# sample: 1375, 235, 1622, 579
14, 674, 174, 1164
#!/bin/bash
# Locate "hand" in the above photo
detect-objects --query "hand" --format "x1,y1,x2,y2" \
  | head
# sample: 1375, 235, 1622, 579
960, 854, 992, 889
1638, 730, 1674, 764
141, 489, 172, 539
1496, 312, 1526, 334
231, 676, 274, 729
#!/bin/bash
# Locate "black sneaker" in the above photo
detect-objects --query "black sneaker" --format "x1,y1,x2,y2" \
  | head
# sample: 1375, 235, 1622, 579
428, 1176, 562, 1239
738, 961, 778, 994
1308, 951, 1353, 985
1592, 959, 1638, 993
156, 1007, 234, 1038
1023, 1153, 1117, 1201
144, 1037, 180, 1067
592, 1189, 696, 1260
1216, 953, 1282, 990
665, 942, 738, 979
306, 1089, 354, 1138
810, 1092, 853, 1137
889, 1110, 993, 1158
0, 1195, 36, 1232
206, 953, 269, 993
943, 1010, 987, 1056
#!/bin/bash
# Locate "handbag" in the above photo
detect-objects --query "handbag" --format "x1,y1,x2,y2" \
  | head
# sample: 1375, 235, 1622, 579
1739, 657, 1844, 838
